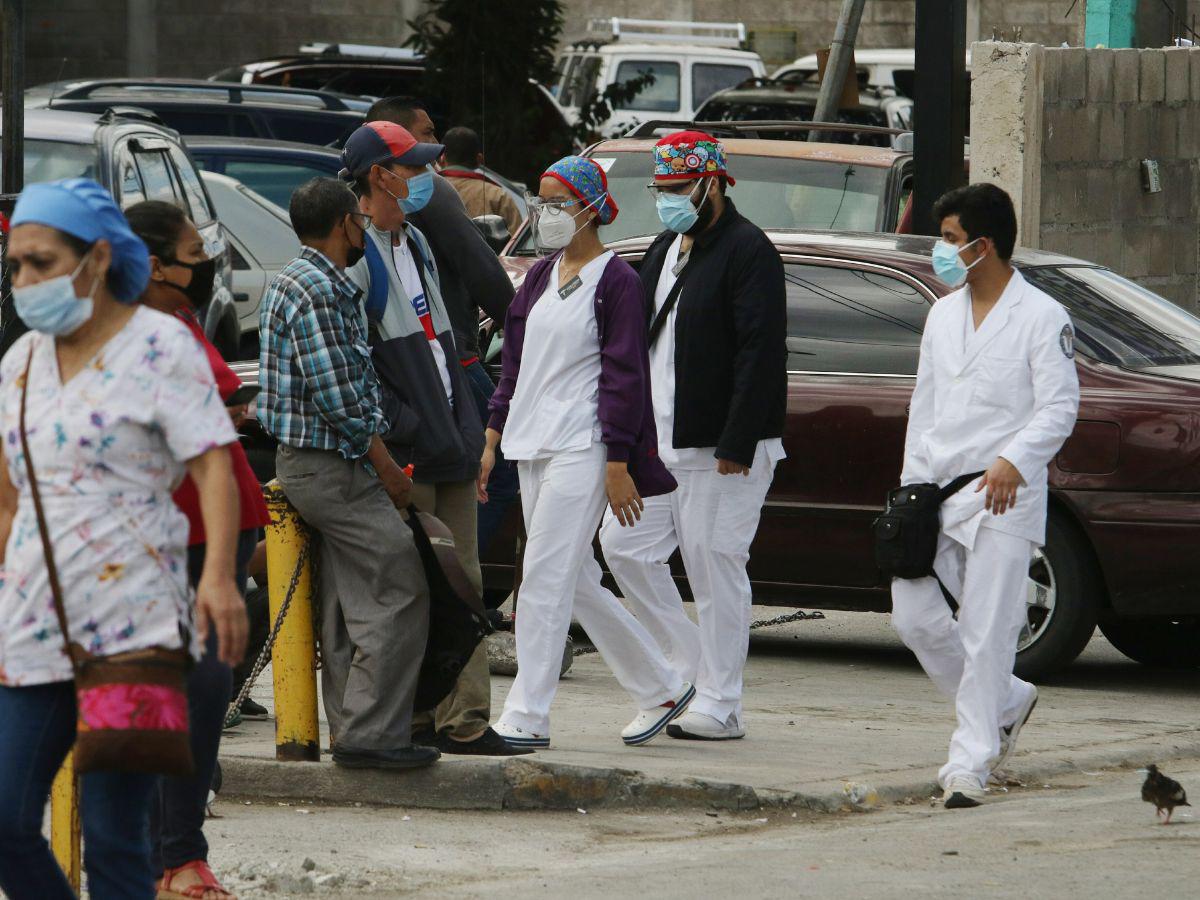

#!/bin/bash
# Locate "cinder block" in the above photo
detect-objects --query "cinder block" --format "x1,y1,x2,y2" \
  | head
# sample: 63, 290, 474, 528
1117, 160, 1165, 220
1123, 224, 1160, 277
1085, 168, 1118, 223
1041, 167, 1088, 223
1057, 47, 1088, 101
1164, 48, 1191, 103
1139, 50, 1166, 102
1043, 105, 1078, 163
1004, 1, 1052, 24
872, 0, 916, 24
1165, 164, 1196, 219
1180, 110, 1200, 158
1123, 105, 1158, 158
1096, 105, 1126, 161
1113, 48, 1140, 102
1086, 49, 1114, 103
1173, 225, 1199, 276
1156, 108, 1180, 158
1191, 48, 1200, 101
1043, 47, 1064, 101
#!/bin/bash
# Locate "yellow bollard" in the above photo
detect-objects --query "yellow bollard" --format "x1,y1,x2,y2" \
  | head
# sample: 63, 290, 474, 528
263, 480, 320, 761
50, 752, 81, 892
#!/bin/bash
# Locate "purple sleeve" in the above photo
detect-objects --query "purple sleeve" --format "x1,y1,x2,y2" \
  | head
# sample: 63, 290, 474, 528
486, 258, 553, 433
596, 258, 650, 463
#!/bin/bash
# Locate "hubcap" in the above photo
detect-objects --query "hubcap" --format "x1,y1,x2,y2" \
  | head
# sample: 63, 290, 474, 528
1019, 549, 1057, 653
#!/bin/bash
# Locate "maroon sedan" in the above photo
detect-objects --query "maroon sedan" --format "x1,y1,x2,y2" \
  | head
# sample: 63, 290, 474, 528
482, 230, 1200, 680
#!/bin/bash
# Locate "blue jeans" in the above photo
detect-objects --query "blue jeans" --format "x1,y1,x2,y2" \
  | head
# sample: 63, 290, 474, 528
465, 358, 519, 559
150, 528, 258, 872
0, 681, 157, 900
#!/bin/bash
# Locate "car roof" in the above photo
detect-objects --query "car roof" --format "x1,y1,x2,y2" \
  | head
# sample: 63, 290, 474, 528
572, 42, 761, 61
28, 79, 362, 113
702, 83, 898, 109
184, 135, 341, 157
590, 136, 900, 167
0, 108, 102, 142
790, 50, 916, 67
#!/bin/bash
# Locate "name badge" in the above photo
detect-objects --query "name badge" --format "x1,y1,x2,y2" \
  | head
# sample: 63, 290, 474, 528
671, 253, 690, 277
558, 275, 583, 299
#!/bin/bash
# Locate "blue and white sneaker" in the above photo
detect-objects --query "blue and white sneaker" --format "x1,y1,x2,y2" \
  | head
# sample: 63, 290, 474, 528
494, 721, 550, 750
621, 683, 695, 746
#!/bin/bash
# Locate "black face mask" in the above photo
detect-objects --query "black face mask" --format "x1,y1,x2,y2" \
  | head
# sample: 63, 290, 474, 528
344, 219, 366, 267
163, 257, 216, 309
684, 180, 717, 237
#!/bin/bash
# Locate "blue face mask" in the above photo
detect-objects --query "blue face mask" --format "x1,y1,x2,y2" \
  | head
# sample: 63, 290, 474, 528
13, 251, 98, 336
396, 167, 434, 215
655, 180, 707, 234
931, 238, 983, 287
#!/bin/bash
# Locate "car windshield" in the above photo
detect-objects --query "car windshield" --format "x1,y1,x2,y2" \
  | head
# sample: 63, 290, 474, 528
513, 151, 889, 253
0, 139, 99, 184
1023, 266, 1200, 369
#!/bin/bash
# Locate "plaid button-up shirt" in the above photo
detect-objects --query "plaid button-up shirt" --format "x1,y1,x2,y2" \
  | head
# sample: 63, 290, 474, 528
257, 247, 387, 459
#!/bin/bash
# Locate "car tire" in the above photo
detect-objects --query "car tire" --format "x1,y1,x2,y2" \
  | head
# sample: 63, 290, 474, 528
1098, 617, 1200, 669
1013, 509, 1100, 682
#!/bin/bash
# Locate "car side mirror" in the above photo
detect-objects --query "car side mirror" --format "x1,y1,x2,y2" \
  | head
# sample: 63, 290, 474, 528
471, 214, 509, 254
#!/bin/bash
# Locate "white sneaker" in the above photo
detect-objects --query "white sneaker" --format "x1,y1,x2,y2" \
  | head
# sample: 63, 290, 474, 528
942, 775, 987, 809
494, 721, 550, 749
621, 683, 695, 746
666, 710, 745, 741
992, 685, 1038, 774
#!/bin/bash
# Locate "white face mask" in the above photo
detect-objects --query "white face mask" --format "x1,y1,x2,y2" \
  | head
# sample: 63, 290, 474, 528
12, 251, 98, 336
532, 193, 606, 250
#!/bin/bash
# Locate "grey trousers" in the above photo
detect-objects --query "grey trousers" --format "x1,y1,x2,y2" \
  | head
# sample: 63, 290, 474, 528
275, 444, 429, 751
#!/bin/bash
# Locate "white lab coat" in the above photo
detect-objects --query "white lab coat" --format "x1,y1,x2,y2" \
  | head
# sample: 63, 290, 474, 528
900, 268, 1080, 549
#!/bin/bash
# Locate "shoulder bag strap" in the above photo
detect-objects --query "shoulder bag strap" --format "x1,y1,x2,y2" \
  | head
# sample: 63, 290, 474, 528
937, 470, 987, 503
647, 258, 693, 348
17, 346, 76, 664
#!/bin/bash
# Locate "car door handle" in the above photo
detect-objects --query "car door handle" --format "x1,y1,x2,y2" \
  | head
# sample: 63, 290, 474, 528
234, 292, 250, 303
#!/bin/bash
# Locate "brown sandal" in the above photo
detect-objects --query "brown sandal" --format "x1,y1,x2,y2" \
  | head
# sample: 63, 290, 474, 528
157, 859, 237, 900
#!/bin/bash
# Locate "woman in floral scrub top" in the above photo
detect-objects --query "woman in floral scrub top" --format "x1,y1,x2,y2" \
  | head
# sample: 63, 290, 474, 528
0, 179, 247, 900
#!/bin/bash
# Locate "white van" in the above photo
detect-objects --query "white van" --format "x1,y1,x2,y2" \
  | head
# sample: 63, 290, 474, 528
772, 48, 972, 95
550, 18, 766, 137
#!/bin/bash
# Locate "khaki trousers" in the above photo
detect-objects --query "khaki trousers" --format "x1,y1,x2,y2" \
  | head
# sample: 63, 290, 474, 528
410, 479, 491, 740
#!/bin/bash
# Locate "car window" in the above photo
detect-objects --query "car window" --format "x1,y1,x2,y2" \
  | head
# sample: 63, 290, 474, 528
228, 240, 251, 271
323, 69, 423, 97
692, 63, 754, 110
115, 144, 147, 205
156, 109, 260, 138
560, 55, 600, 108
0, 140, 98, 184
168, 146, 216, 225
134, 149, 182, 204
223, 159, 333, 209
264, 113, 359, 146
613, 61, 681, 112
784, 263, 929, 375
1022, 266, 1200, 369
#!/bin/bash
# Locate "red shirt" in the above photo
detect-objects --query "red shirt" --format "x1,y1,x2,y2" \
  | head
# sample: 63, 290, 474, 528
172, 310, 271, 545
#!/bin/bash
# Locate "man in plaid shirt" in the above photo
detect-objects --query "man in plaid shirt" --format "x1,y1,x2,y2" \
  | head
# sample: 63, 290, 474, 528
258, 177, 438, 771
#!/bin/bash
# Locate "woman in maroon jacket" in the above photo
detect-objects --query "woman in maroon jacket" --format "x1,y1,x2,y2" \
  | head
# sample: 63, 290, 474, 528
127, 201, 270, 900
478, 156, 691, 750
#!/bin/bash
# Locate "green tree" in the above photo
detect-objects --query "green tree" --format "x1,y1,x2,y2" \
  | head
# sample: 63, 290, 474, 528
408, 0, 573, 186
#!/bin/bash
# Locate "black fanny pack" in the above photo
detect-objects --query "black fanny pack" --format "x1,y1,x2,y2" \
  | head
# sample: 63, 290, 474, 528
873, 472, 985, 610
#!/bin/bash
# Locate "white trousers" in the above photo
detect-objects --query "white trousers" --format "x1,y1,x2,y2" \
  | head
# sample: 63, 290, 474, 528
499, 444, 682, 736
600, 454, 775, 726
890, 527, 1036, 788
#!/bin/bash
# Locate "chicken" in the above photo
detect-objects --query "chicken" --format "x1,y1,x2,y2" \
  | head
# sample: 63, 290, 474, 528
1142, 764, 1190, 824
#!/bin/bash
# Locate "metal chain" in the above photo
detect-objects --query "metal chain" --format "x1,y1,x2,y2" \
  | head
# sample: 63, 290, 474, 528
571, 608, 826, 656
223, 541, 311, 728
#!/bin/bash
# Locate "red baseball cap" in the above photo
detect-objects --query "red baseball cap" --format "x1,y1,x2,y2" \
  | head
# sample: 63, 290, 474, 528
340, 121, 444, 179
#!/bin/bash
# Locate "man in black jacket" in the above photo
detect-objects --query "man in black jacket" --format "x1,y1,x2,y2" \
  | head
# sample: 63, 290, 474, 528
600, 131, 787, 741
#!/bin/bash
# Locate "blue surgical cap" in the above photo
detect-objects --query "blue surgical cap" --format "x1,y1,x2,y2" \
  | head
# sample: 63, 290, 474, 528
11, 178, 151, 302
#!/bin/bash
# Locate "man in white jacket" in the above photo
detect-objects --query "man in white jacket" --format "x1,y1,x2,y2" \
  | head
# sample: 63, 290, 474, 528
892, 184, 1079, 809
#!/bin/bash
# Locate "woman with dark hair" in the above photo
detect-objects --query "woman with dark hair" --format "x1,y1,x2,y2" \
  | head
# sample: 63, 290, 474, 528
126, 199, 270, 900
479, 156, 691, 750
0, 180, 247, 899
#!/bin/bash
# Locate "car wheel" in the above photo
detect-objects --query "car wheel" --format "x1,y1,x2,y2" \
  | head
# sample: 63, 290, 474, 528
1098, 617, 1200, 668
1013, 509, 1100, 682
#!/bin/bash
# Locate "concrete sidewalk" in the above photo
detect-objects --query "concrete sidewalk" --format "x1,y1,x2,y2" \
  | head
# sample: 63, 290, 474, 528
218, 610, 1200, 812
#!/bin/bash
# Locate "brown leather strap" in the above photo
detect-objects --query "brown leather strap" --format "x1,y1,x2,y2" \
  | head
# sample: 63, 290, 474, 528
17, 345, 76, 666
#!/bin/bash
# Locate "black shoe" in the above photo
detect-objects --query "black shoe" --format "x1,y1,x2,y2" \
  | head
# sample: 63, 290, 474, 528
332, 744, 441, 770
412, 728, 439, 747
436, 726, 534, 756
239, 697, 270, 720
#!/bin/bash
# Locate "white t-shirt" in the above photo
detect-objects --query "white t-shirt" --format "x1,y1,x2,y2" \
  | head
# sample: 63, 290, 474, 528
650, 234, 786, 471
501, 251, 614, 461
393, 232, 454, 404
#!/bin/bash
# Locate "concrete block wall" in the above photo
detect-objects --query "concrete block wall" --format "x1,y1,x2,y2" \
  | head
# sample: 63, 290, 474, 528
972, 42, 1200, 311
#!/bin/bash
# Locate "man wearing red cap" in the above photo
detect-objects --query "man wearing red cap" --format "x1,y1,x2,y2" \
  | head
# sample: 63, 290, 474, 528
600, 131, 787, 741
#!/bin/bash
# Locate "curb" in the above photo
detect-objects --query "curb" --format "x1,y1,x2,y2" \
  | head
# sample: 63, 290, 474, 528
220, 727, 1200, 813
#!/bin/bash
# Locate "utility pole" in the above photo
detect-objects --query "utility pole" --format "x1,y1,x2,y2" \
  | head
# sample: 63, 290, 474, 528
809, 0, 867, 141
912, 0, 968, 235
1, 0, 27, 356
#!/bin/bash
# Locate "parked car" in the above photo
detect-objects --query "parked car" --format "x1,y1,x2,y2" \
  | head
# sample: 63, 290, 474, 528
502, 131, 916, 254
236, 228, 1200, 678
0, 108, 239, 359
772, 48, 974, 94
199, 170, 300, 360
695, 81, 914, 146
188, 136, 344, 209
211, 42, 425, 99
550, 18, 766, 137
26, 79, 365, 147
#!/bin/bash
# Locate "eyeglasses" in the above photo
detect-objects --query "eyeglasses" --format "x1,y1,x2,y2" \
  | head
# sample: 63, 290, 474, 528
645, 180, 703, 198
524, 192, 582, 213
348, 212, 373, 230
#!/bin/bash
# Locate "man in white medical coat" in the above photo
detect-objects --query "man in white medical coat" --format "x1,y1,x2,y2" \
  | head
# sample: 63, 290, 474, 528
891, 184, 1079, 809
